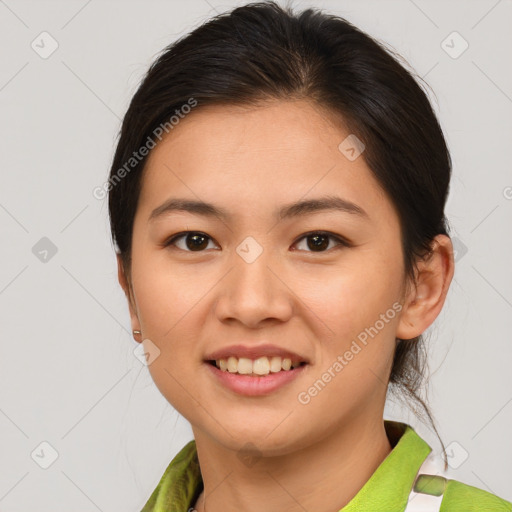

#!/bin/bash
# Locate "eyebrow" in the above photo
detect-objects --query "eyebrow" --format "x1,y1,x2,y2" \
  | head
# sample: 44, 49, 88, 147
148, 195, 368, 222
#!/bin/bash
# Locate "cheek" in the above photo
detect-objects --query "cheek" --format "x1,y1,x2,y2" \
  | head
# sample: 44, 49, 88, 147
294, 252, 403, 406
130, 256, 209, 417
299, 253, 403, 340
130, 249, 211, 337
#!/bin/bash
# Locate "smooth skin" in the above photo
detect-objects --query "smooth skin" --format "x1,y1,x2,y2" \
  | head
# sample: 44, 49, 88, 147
117, 99, 454, 512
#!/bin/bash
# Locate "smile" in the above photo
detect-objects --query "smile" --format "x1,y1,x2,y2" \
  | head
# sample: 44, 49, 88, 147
205, 358, 309, 396
209, 356, 306, 376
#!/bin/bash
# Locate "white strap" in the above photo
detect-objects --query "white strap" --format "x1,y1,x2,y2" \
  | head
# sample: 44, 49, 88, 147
404, 453, 446, 512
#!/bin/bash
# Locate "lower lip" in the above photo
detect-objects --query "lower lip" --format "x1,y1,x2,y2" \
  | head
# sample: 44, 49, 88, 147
205, 362, 308, 396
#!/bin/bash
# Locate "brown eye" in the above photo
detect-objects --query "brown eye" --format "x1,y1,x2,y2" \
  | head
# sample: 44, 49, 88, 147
186, 233, 209, 251
306, 233, 329, 251
164, 232, 217, 252
164, 230, 349, 254
293, 231, 349, 253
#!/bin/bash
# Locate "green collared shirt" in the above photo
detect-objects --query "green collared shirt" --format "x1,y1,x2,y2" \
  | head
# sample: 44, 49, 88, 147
141, 421, 511, 511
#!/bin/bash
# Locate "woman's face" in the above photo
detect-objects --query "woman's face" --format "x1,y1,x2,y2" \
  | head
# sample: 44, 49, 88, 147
123, 100, 410, 455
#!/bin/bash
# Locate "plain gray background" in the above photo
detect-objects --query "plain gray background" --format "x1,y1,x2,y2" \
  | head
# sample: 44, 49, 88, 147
0, 0, 511, 510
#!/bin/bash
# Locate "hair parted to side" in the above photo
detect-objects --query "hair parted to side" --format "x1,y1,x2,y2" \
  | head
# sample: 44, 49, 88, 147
108, 0, 452, 467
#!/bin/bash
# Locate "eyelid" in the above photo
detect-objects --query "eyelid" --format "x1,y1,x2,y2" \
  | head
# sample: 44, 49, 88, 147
162, 231, 219, 250
293, 230, 352, 250
162, 230, 351, 252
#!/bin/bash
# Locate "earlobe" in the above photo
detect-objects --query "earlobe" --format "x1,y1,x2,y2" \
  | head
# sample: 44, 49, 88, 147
396, 235, 454, 340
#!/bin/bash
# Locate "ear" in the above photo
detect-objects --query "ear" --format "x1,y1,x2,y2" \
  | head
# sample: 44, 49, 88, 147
117, 253, 142, 343
396, 234, 455, 340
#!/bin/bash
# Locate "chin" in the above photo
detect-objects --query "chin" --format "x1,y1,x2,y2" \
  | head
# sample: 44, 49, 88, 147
209, 423, 308, 457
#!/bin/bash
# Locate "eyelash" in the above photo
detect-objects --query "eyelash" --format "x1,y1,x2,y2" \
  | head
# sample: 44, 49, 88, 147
162, 230, 351, 253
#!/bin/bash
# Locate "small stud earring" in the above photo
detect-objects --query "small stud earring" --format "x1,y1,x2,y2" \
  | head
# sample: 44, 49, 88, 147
133, 330, 141, 335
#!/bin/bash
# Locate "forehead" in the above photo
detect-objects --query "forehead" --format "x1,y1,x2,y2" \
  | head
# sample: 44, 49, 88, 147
145, 100, 349, 167
138, 99, 390, 221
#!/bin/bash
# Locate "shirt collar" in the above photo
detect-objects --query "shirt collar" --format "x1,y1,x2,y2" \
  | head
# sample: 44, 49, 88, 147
142, 420, 431, 512
342, 421, 432, 511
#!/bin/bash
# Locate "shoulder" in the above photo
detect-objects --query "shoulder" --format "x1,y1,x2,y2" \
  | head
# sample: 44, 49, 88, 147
401, 422, 511, 511
140, 440, 202, 512
411, 451, 511, 512
439, 478, 511, 511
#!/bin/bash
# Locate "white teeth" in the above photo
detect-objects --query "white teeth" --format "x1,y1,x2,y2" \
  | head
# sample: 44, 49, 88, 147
213, 356, 304, 376
253, 356, 270, 375
269, 356, 282, 373
227, 356, 238, 373
237, 357, 253, 375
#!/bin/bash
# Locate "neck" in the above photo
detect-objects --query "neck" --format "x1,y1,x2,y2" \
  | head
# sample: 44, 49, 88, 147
192, 415, 393, 512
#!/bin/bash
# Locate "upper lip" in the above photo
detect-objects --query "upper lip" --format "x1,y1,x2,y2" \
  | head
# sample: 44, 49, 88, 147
205, 344, 309, 363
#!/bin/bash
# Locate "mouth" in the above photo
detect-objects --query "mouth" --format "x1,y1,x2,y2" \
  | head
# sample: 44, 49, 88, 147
204, 356, 309, 396
206, 356, 308, 377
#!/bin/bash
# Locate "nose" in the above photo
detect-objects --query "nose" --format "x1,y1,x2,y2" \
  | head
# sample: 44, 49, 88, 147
213, 244, 294, 329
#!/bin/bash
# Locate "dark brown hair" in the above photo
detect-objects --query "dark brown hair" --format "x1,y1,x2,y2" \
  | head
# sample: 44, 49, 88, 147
107, 0, 452, 466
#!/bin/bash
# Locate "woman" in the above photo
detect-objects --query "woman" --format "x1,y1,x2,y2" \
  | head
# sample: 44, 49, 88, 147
107, 1, 511, 510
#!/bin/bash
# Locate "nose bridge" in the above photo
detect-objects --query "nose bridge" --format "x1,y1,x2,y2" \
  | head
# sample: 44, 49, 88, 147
214, 235, 292, 326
